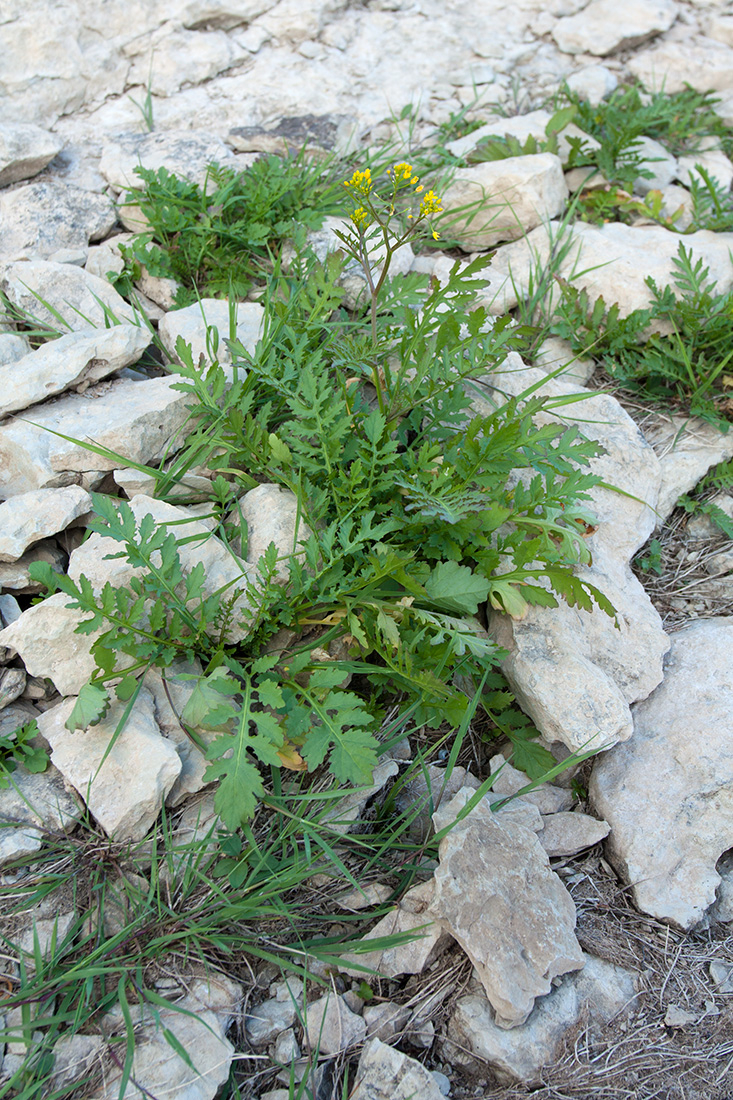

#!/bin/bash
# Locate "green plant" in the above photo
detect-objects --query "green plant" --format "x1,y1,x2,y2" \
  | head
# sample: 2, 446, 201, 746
635, 537, 664, 576
551, 242, 733, 424
677, 457, 733, 537
0, 719, 48, 786
118, 151, 346, 305
31, 162, 615, 833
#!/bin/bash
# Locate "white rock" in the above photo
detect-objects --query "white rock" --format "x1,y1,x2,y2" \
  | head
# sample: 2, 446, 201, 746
394, 763, 481, 841
176, 0, 279, 29
98, 974, 240, 1100
564, 65, 618, 105
0, 486, 90, 562
0, 763, 82, 866
552, 0, 678, 55
0, 333, 31, 366
656, 183, 694, 231
1, 261, 137, 333
629, 38, 733, 95
429, 788, 584, 1027
489, 754, 573, 814
231, 482, 309, 579
100, 130, 237, 193
590, 618, 733, 929
445, 110, 600, 166
37, 689, 182, 841
533, 335, 595, 385
50, 1034, 105, 1093
0, 668, 25, 710
446, 954, 638, 1083
0, 123, 63, 187
644, 414, 733, 524
0, 375, 193, 498
159, 298, 264, 373
0, 181, 116, 263
339, 879, 452, 978
441, 154, 568, 251
143, 660, 211, 806
305, 993, 366, 1055
350, 1038, 447, 1100
0, 592, 102, 696
538, 811, 610, 857
633, 136, 678, 194
126, 25, 246, 98
0, 325, 151, 419
362, 1001, 411, 1041
246, 997, 298, 1046
0, 10, 86, 126
0, 539, 66, 592
489, 222, 733, 322
85, 234, 133, 281
677, 148, 733, 191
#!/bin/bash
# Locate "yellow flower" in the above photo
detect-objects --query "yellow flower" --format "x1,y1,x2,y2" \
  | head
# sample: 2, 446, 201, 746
415, 185, 424, 193
419, 189, 443, 217
391, 161, 415, 183
351, 205, 372, 230
432, 230, 440, 240
344, 168, 372, 197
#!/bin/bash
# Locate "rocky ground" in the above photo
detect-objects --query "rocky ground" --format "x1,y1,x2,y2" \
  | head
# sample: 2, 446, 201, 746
2, 0, 733, 1098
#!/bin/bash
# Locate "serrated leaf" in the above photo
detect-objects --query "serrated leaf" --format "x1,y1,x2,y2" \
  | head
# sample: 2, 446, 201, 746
424, 561, 491, 615
507, 733, 557, 781
65, 683, 110, 731
182, 667, 238, 729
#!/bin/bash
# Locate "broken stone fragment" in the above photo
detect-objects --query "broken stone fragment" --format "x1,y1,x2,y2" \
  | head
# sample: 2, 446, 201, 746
537, 810, 611, 858
429, 788, 584, 1027
446, 954, 638, 1083
0, 486, 91, 562
338, 879, 452, 978
305, 992, 366, 1055
36, 689, 182, 841
590, 617, 733, 929
350, 1037, 448, 1100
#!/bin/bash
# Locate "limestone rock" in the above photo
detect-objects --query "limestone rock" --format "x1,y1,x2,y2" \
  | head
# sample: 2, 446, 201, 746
0, 485, 90, 562
0, 332, 31, 366
394, 763, 481, 841
85, 233, 134, 281
445, 110, 600, 166
362, 1001, 411, 1041
643, 414, 733, 524
37, 689, 182, 841
677, 148, 733, 192
429, 788, 584, 1027
305, 993, 366, 1054
446, 954, 638, 1084
489, 754, 573, 814
590, 618, 733, 929
0, 181, 116, 262
100, 130, 237, 193
490, 222, 733, 323
564, 65, 618, 105
0, 326, 151, 419
552, 0, 677, 55
339, 879, 452, 978
246, 997, 298, 1046
533, 335, 595, 386
350, 1038, 447, 1100
0, 668, 25, 710
126, 26, 246, 99
0, 539, 67, 593
49, 1034, 105, 1093
158, 298, 264, 373
98, 974, 240, 1100
538, 811, 611, 857
336, 882, 393, 911
0, 10, 86, 126
231, 482, 309, 578
0, 593, 102, 696
0, 123, 63, 187
633, 136, 678, 194
1, 261, 137, 332
628, 38, 733, 96
441, 155, 568, 250
0, 762, 82, 866
176, 0, 279, 29
0, 375, 192, 498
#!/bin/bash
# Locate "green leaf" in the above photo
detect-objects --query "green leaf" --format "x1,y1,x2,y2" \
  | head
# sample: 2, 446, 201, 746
507, 732, 557, 780
424, 561, 491, 615
65, 683, 110, 731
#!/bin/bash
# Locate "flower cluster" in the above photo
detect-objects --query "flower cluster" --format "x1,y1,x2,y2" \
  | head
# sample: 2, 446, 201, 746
343, 167, 372, 197
342, 162, 443, 241
350, 206, 372, 230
